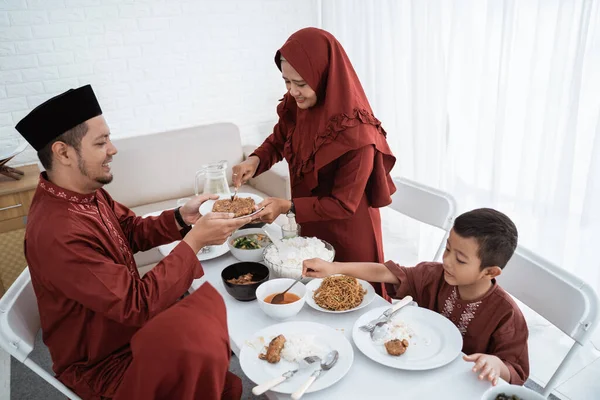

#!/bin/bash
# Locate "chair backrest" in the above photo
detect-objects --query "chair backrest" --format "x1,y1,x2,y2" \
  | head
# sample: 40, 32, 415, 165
497, 246, 600, 344
0, 268, 81, 399
389, 177, 457, 260
0, 268, 39, 362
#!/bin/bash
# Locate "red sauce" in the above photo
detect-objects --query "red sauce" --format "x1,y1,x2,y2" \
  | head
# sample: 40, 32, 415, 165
264, 292, 301, 304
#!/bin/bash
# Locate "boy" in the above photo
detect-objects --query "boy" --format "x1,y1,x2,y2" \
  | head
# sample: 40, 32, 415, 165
303, 208, 529, 385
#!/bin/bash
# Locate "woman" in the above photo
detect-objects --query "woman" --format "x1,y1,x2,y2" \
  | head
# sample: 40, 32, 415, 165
233, 28, 396, 284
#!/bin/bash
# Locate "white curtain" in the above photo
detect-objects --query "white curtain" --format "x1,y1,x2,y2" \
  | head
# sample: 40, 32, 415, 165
321, 0, 600, 339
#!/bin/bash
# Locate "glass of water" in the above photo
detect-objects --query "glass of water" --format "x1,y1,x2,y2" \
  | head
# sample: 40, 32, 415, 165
281, 223, 301, 238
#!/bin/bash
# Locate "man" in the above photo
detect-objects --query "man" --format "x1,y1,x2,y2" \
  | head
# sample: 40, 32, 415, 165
15, 85, 251, 400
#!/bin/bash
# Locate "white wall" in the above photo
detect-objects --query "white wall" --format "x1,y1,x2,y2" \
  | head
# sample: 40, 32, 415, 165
0, 0, 319, 166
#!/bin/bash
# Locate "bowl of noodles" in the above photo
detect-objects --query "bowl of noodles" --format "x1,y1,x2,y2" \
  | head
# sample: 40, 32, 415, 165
305, 275, 377, 313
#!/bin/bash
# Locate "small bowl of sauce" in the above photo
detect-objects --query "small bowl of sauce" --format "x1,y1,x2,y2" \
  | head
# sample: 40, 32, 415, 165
263, 292, 301, 305
256, 278, 307, 320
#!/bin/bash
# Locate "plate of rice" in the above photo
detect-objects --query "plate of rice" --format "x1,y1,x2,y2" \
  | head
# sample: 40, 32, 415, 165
240, 321, 353, 395
352, 306, 462, 370
305, 275, 377, 313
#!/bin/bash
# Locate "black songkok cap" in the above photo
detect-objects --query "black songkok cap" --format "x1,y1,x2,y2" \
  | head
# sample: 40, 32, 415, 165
15, 84, 102, 151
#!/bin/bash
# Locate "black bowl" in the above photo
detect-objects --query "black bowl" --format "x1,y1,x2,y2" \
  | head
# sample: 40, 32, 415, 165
221, 262, 270, 301
241, 221, 266, 229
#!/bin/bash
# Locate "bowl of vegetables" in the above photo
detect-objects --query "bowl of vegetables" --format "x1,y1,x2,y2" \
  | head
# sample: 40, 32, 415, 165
227, 228, 272, 262
481, 384, 546, 400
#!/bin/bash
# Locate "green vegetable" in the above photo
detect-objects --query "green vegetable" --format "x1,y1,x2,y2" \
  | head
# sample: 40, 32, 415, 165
232, 234, 269, 250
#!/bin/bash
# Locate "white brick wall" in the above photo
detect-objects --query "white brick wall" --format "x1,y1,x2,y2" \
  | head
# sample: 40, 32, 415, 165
0, 0, 319, 166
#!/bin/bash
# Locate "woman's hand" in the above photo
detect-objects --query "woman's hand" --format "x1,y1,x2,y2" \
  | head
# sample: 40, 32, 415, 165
232, 156, 260, 188
255, 197, 292, 224
463, 353, 509, 385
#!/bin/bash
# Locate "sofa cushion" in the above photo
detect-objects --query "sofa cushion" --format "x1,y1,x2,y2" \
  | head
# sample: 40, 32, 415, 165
107, 123, 244, 208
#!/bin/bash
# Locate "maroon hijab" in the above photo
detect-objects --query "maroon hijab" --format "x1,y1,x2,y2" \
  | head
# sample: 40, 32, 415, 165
276, 28, 396, 207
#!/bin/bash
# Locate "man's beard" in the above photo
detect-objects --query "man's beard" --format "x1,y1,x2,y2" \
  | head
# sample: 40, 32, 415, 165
78, 156, 113, 185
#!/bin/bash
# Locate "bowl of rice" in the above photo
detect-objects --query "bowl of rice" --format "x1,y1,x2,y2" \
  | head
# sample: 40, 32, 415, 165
262, 237, 335, 280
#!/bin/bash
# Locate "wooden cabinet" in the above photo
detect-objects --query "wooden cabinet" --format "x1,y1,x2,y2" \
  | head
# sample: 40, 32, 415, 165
0, 164, 39, 297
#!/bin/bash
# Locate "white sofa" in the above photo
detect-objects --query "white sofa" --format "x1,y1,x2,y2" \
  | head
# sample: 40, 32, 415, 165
105, 122, 290, 275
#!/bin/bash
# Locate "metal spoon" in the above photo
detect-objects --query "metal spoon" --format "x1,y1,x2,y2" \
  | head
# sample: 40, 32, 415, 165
291, 350, 339, 400
270, 277, 302, 304
251, 355, 320, 395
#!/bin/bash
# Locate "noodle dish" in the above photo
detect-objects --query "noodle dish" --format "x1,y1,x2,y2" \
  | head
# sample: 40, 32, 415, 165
304, 275, 377, 313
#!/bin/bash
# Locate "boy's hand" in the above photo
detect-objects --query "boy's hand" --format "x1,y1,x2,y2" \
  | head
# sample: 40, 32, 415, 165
302, 259, 338, 278
463, 353, 508, 385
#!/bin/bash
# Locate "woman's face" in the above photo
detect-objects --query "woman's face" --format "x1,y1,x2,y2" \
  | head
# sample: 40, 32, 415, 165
281, 60, 317, 109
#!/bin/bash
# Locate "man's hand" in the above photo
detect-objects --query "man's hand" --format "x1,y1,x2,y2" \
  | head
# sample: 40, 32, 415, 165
302, 259, 339, 278
179, 194, 218, 225
463, 353, 510, 385
254, 197, 292, 224
182, 213, 252, 254
231, 156, 260, 188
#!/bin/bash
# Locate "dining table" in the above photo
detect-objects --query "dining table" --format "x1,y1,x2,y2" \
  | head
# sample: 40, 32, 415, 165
156, 222, 502, 399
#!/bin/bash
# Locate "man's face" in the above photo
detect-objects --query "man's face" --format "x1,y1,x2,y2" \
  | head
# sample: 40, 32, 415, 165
76, 116, 117, 188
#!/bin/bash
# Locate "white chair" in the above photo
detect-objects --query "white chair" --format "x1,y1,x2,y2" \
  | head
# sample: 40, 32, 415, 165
0, 268, 81, 400
497, 246, 600, 398
388, 177, 457, 261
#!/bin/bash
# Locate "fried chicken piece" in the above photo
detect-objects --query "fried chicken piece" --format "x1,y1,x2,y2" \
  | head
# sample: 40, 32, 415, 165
385, 338, 409, 356
258, 334, 286, 363
212, 197, 255, 217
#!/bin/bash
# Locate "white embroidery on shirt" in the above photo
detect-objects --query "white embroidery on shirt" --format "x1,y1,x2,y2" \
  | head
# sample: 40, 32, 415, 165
441, 287, 458, 318
69, 204, 108, 234
441, 286, 482, 336
40, 179, 95, 204
458, 301, 481, 335
98, 201, 137, 274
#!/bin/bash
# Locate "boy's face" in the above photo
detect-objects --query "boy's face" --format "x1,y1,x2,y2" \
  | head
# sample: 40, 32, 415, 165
442, 229, 495, 286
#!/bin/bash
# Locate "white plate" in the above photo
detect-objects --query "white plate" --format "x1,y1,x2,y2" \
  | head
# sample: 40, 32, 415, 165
158, 240, 229, 261
142, 210, 230, 261
240, 321, 353, 395
305, 276, 376, 313
199, 193, 264, 219
352, 306, 462, 370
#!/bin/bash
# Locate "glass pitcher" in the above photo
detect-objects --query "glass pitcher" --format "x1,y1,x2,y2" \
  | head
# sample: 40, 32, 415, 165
194, 160, 231, 196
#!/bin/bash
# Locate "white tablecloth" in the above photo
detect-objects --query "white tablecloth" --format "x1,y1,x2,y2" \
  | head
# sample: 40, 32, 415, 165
157, 225, 499, 399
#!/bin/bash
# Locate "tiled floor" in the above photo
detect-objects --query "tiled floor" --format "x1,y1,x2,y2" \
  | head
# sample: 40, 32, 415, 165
1, 348, 9, 400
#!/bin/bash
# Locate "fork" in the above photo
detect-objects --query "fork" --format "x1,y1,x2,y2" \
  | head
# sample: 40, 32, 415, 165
359, 296, 414, 332
252, 355, 320, 395
231, 185, 239, 201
